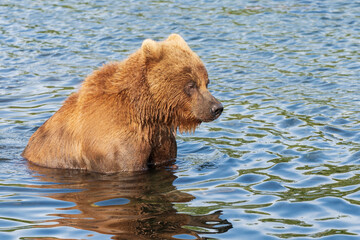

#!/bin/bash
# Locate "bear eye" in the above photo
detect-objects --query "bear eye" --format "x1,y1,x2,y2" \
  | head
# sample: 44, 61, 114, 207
184, 81, 197, 96
188, 81, 196, 89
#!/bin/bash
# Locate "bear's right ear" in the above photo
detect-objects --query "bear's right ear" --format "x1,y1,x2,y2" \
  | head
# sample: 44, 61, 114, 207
142, 39, 162, 62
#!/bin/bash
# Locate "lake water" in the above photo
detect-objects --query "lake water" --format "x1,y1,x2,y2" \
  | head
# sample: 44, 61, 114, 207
1, 0, 360, 239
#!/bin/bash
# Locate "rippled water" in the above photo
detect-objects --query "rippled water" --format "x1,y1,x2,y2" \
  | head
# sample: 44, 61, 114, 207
1, 0, 360, 239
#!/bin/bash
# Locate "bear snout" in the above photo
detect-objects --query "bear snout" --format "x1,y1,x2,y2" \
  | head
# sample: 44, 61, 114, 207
193, 90, 223, 122
210, 102, 223, 120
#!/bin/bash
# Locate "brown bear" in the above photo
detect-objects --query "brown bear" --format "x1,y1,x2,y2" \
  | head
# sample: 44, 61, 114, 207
22, 34, 223, 173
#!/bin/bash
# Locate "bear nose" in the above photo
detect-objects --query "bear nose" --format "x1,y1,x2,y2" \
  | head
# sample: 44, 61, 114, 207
211, 102, 223, 118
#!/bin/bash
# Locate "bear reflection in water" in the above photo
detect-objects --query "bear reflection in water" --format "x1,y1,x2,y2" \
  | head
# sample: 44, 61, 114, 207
30, 164, 232, 239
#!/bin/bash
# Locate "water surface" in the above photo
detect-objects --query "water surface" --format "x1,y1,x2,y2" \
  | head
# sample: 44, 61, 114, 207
1, 0, 360, 239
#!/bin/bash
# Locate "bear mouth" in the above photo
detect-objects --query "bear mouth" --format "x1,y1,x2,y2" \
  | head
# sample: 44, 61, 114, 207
212, 111, 223, 121
201, 112, 222, 122
202, 115, 220, 122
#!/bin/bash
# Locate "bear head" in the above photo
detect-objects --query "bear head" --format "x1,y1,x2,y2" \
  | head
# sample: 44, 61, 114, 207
141, 34, 223, 133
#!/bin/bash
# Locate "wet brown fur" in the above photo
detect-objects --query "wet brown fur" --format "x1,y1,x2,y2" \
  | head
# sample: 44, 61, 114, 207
22, 34, 221, 173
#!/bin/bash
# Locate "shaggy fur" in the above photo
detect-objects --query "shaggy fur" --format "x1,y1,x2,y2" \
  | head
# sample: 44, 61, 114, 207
22, 34, 222, 173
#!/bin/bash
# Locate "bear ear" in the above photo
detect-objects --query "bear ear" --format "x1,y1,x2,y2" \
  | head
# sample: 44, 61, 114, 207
166, 34, 191, 50
167, 34, 185, 43
141, 38, 162, 61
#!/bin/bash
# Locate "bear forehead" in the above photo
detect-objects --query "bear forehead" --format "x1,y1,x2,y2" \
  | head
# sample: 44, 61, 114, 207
182, 65, 208, 80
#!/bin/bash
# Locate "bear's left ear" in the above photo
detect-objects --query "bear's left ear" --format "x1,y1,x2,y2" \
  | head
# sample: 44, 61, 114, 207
142, 39, 162, 62
167, 34, 186, 43
166, 34, 191, 51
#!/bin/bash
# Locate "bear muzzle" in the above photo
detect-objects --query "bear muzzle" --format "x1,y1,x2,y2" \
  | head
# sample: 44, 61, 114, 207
210, 101, 223, 120
192, 89, 223, 122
